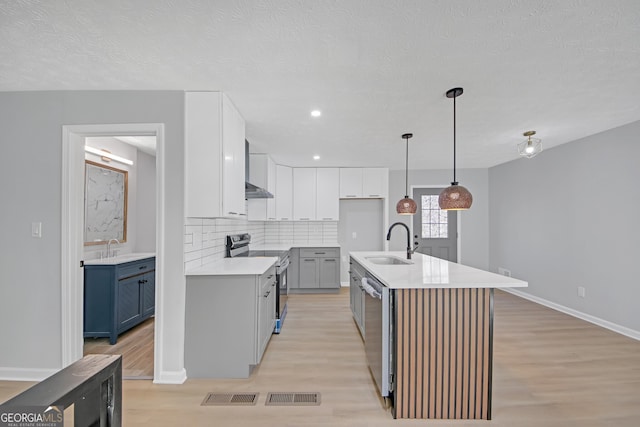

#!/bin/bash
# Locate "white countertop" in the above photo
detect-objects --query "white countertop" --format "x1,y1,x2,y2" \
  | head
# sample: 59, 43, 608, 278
350, 251, 528, 290
250, 243, 340, 251
186, 257, 277, 276
84, 252, 156, 265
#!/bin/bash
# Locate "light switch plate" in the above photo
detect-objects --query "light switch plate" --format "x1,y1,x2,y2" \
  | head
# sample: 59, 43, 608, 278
31, 222, 42, 238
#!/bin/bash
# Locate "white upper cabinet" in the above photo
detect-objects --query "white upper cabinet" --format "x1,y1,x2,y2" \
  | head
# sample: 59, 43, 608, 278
293, 168, 317, 220
247, 154, 277, 221
339, 167, 388, 199
316, 168, 340, 220
362, 168, 388, 198
339, 168, 363, 198
185, 91, 246, 218
275, 165, 293, 221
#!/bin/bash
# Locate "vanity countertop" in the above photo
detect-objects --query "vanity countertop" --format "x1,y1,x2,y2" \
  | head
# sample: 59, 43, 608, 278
84, 252, 156, 266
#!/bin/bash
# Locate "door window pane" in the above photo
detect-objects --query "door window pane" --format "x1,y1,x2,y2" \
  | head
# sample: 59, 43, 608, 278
421, 195, 448, 238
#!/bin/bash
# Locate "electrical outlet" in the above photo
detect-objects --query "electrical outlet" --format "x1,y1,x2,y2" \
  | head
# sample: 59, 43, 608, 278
577, 286, 586, 298
498, 267, 511, 277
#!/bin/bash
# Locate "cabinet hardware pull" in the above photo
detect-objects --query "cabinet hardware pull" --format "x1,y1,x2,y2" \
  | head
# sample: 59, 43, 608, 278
346, 195, 357, 197
322, 218, 333, 220
299, 218, 310, 220
304, 259, 315, 261
368, 194, 380, 197
325, 259, 336, 262
139, 266, 146, 270
315, 252, 325, 255
228, 211, 237, 215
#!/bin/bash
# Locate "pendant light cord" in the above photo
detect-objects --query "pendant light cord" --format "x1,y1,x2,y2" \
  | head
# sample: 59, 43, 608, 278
405, 136, 409, 197
452, 94, 457, 185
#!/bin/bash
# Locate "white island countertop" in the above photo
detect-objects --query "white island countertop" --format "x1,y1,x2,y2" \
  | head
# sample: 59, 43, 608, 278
350, 251, 528, 290
186, 257, 277, 276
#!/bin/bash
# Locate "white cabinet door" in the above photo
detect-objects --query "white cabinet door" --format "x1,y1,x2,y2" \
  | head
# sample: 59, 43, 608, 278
293, 168, 316, 220
316, 168, 340, 220
185, 91, 246, 218
185, 92, 223, 217
340, 168, 364, 198
275, 165, 293, 220
362, 168, 388, 199
222, 95, 246, 217
266, 156, 277, 220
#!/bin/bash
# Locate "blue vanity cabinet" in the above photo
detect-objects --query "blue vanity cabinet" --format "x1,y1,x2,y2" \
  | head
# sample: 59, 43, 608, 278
84, 256, 155, 344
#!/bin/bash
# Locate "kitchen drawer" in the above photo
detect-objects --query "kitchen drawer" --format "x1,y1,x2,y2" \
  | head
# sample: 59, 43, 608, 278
300, 248, 340, 258
117, 258, 155, 280
260, 265, 277, 289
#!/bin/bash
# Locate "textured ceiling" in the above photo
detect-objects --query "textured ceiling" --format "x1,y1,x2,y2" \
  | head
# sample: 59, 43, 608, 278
1, 0, 639, 170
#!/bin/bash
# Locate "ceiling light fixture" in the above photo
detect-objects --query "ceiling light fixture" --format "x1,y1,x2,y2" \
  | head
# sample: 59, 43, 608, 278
311, 110, 322, 117
84, 146, 133, 166
439, 87, 472, 211
396, 133, 417, 215
518, 130, 542, 158
313, 155, 320, 160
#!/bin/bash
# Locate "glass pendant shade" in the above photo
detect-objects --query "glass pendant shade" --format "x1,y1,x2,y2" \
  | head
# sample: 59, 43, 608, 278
396, 196, 417, 215
396, 133, 417, 215
438, 184, 473, 210
518, 131, 542, 158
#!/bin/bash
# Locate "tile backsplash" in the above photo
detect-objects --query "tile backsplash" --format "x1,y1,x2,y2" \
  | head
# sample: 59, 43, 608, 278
184, 218, 338, 271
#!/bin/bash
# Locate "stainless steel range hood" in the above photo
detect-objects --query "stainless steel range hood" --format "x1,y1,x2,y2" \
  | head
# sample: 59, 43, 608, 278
245, 140, 274, 199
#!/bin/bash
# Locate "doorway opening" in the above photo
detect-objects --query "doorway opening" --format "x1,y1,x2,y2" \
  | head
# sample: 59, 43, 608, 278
82, 136, 157, 379
61, 123, 164, 382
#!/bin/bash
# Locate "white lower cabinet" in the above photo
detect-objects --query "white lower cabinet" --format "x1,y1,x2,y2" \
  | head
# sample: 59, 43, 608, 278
184, 265, 276, 378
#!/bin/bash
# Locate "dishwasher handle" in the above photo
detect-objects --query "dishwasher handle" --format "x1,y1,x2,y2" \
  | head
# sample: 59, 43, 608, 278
361, 277, 382, 299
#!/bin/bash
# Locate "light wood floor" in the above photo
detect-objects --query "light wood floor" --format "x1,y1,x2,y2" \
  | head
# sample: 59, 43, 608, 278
2, 288, 640, 426
83, 317, 154, 379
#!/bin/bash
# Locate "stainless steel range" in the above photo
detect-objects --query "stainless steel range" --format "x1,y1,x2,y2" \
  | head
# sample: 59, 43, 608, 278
226, 233, 289, 333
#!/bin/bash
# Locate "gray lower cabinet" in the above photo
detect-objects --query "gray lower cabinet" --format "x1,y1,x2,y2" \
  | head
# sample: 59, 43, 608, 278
296, 247, 340, 291
349, 257, 365, 337
84, 257, 156, 345
185, 265, 277, 378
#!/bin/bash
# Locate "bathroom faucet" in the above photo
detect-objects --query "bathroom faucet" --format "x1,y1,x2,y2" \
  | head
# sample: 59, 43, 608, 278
107, 239, 120, 258
386, 222, 419, 260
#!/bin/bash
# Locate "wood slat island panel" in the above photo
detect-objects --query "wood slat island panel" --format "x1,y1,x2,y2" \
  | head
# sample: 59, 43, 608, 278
393, 288, 493, 419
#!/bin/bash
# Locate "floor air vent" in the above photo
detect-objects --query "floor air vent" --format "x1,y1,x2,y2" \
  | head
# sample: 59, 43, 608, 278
265, 392, 321, 406
201, 392, 259, 406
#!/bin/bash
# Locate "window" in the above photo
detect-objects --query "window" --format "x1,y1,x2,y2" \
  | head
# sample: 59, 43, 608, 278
421, 195, 448, 238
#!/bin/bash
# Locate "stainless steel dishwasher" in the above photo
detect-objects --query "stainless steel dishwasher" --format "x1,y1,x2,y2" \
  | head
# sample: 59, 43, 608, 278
362, 275, 391, 397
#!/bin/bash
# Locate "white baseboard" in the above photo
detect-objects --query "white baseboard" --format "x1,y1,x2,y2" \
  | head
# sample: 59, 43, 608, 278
0, 367, 58, 382
502, 288, 640, 341
154, 368, 187, 384
341, 281, 349, 287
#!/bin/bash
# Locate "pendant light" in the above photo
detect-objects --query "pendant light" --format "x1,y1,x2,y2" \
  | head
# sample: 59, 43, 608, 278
439, 87, 473, 210
396, 133, 417, 215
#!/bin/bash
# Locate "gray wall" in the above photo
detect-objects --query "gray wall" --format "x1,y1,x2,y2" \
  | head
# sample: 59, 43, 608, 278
489, 120, 640, 333
338, 199, 384, 283
0, 91, 185, 378
388, 168, 490, 270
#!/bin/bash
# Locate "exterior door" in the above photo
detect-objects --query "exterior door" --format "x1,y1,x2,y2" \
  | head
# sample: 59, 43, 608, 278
412, 188, 457, 262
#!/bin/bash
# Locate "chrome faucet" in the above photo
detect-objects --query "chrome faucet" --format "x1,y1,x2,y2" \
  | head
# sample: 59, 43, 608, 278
386, 222, 419, 260
107, 239, 120, 258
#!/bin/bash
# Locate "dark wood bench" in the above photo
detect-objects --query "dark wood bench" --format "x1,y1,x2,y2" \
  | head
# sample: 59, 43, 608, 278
1, 354, 122, 426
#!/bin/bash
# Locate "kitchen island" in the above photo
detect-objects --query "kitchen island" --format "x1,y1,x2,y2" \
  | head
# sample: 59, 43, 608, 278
350, 251, 527, 420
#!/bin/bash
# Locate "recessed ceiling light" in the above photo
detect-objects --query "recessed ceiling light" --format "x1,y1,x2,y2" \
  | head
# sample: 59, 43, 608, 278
313, 155, 320, 160
311, 110, 322, 117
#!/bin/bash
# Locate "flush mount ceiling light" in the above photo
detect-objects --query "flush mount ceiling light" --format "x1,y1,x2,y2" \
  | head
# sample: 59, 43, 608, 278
313, 155, 320, 160
310, 110, 322, 117
518, 130, 542, 158
84, 146, 133, 166
439, 87, 473, 211
396, 133, 417, 215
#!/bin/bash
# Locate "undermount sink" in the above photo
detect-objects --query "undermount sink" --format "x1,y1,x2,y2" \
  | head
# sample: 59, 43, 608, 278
365, 256, 413, 265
